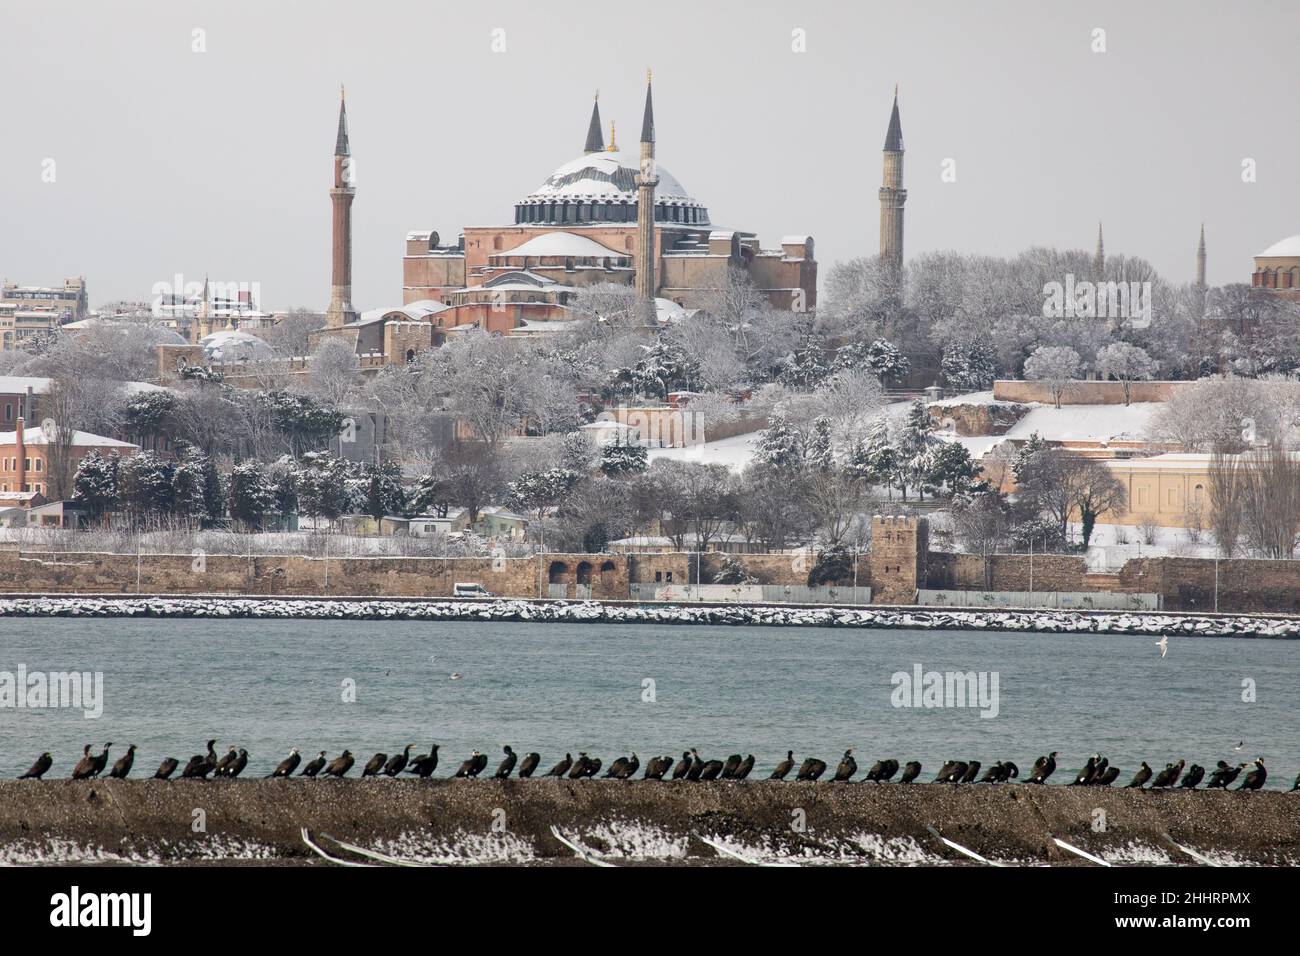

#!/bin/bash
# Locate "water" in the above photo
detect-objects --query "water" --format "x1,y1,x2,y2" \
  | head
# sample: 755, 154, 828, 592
0, 618, 1296, 787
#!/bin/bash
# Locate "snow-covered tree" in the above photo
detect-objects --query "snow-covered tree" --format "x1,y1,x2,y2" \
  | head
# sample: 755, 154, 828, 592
1023, 345, 1082, 408
72, 450, 120, 520
753, 413, 805, 473
227, 460, 277, 529
599, 441, 648, 477
834, 339, 911, 385
941, 339, 999, 392
1095, 341, 1156, 405
507, 468, 581, 546
362, 460, 407, 519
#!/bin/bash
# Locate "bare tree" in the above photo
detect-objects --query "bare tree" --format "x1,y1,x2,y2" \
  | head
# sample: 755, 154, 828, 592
1023, 345, 1081, 409
1239, 442, 1300, 558
308, 337, 360, 408
1095, 341, 1156, 406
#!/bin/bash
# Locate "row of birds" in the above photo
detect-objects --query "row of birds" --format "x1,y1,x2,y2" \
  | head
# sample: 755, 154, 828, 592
9, 743, 1287, 790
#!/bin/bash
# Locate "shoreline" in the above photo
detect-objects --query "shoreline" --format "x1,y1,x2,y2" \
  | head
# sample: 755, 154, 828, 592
0, 594, 1297, 637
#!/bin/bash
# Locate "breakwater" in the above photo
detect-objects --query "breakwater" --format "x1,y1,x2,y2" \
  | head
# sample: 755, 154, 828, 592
0, 595, 1297, 637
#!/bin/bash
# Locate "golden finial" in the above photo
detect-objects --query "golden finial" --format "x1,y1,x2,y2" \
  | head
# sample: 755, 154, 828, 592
647, 67, 653, 84
607, 120, 617, 151
893, 82, 898, 97
594, 88, 599, 101
341, 83, 346, 102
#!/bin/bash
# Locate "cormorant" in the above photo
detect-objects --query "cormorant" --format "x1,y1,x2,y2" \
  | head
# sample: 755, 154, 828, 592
567, 753, 590, 779
181, 740, 218, 779
733, 755, 755, 780
225, 749, 248, 779
833, 749, 857, 782
795, 757, 827, 781
614, 754, 640, 779
1094, 765, 1121, 786
977, 761, 1004, 783
70, 745, 95, 780
1207, 762, 1244, 789
383, 744, 414, 777
899, 761, 922, 784
545, 753, 573, 778
1151, 760, 1185, 788
213, 746, 239, 777
769, 751, 795, 781
407, 745, 440, 778
269, 749, 301, 778
90, 743, 113, 778
1238, 758, 1266, 791
866, 758, 899, 783
720, 754, 743, 779
455, 750, 483, 778
494, 746, 517, 779
933, 760, 960, 784
1179, 764, 1205, 789
643, 756, 671, 780
1070, 754, 1100, 786
108, 745, 137, 779
581, 757, 602, 778
1124, 762, 1152, 788
518, 752, 540, 778
362, 753, 388, 777
20, 752, 53, 780
605, 756, 631, 778
1026, 752, 1057, 784
1091, 757, 1109, 782
470, 752, 489, 777
322, 751, 355, 778
1002, 761, 1019, 781
153, 757, 179, 780
676, 749, 696, 780
685, 749, 705, 781
959, 761, 982, 784
300, 751, 328, 777
698, 759, 724, 781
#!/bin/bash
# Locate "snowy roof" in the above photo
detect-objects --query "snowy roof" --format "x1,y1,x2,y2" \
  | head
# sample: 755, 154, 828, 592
1256, 234, 1300, 258
198, 329, 275, 362
0, 376, 165, 396
0, 426, 136, 448
495, 231, 626, 259
1000, 402, 1161, 444
522, 149, 696, 204
781, 235, 811, 245
352, 302, 448, 326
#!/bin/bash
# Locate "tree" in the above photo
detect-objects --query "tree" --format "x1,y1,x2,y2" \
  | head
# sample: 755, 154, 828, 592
924, 441, 984, 498
1207, 449, 1244, 557
1070, 458, 1127, 547
507, 468, 581, 547
1023, 345, 1082, 409
752, 413, 806, 474
834, 339, 911, 385
1095, 342, 1156, 405
171, 443, 213, 524
1238, 443, 1300, 558
118, 452, 174, 522
296, 452, 353, 526
409, 472, 452, 517
951, 489, 1011, 587
308, 337, 360, 408
941, 339, 999, 392
807, 544, 853, 586
227, 460, 276, 529
123, 390, 179, 445
363, 460, 407, 519
599, 442, 648, 477
72, 451, 120, 521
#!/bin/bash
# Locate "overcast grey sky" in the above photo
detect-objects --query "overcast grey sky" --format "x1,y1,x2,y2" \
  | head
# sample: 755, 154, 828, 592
2, 0, 1296, 310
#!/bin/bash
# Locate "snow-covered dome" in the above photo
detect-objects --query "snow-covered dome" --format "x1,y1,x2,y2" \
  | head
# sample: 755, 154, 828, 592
514, 149, 709, 227
198, 328, 275, 363
1257, 234, 1300, 258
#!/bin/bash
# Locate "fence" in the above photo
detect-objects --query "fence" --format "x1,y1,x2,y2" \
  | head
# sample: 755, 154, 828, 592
917, 589, 1161, 611
628, 583, 872, 605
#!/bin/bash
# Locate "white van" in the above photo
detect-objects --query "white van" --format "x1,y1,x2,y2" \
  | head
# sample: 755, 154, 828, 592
452, 582, 493, 598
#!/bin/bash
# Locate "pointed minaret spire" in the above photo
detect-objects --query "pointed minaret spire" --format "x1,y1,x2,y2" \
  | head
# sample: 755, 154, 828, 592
635, 70, 659, 329
879, 86, 907, 267
326, 85, 357, 330
884, 84, 903, 151
640, 69, 655, 144
335, 84, 350, 157
1196, 223, 1207, 288
1094, 221, 1105, 278
584, 91, 604, 153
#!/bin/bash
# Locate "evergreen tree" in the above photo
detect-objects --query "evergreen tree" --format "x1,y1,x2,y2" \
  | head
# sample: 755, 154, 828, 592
227, 460, 276, 529
363, 460, 407, 519
72, 450, 120, 520
599, 441, 648, 477
753, 413, 805, 473
941, 339, 999, 392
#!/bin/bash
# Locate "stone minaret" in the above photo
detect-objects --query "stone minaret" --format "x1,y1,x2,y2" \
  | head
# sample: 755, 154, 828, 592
325, 86, 358, 330
1196, 223, 1207, 288
878, 86, 906, 268
635, 72, 659, 327
196, 273, 211, 342
584, 92, 604, 153
1093, 222, 1105, 278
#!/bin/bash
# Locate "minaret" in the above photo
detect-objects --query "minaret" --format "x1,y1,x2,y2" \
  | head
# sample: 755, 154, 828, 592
878, 86, 907, 268
196, 273, 211, 342
634, 71, 659, 327
1093, 222, 1105, 278
1196, 223, 1207, 288
325, 86, 358, 330
584, 92, 604, 153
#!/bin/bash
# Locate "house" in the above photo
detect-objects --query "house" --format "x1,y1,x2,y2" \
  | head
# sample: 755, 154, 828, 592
0, 419, 139, 496
474, 506, 528, 540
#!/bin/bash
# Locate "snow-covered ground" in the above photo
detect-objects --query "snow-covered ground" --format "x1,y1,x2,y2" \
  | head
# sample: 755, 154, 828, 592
647, 430, 761, 471
935, 400, 1163, 458
1081, 522, 1219, 570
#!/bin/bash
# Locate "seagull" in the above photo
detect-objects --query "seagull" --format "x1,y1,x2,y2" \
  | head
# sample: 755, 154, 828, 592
1233, 741, 1244, 752
449, 672, 462, 681
1155, 636, 1168, 658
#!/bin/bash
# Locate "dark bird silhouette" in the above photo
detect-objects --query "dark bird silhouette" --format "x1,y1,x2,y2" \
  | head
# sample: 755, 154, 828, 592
544, 753, 573, 778
268, 749, 301, 778
224, 749, 248, 779
1124, 762, 1152, 788
1093, 765, 1121, 786
20, 752, 53, 779
613, 753, 640, 779
796, 757, 827, 781
605, 755, 631, 778
153, 757, 179, 780
685, 749, 705, 781
1238, 758, 1266, 791
1179, 764, 1205, 789
899, 761, 922, 784
470, 752, 488, 776
977, 761, 1004, 783
581, 757, 602, 778
70, 745, 95, 780
322, 750, 355, 778
181, 740, 218, 779
455, 750, 483, 778
1026, 752, 1057, 784
733, 755, 755, 780
933, 760, 960, 784
362, 753, 388, 777
494, 746, 518, 779
213, 746, 239, 777
833, 749, 857, 782
720, 754, 743, 779
1070, 754, 1101, 786
1151, 760, 1185, 788
935, 760, 969, 784
643, 755, 671, 780
865, 758, 899, 783
769, 751, 796, 781
959, 761, 982, 784
567, 753, 591, 779
1207, 761, 1244, 789
698, 759, 724, 781
407, 745, 440, 779
108, 744, 137, 779
383, 744, 414, 777
300, 751, 327, 777
518, 752, 540, 778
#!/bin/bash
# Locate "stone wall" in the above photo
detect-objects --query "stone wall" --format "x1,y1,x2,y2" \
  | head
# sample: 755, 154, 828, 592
1118, 557, 1300, 614
928, 401, 1030, 437
868, 516, 928, 603
991, 379, 1188, 405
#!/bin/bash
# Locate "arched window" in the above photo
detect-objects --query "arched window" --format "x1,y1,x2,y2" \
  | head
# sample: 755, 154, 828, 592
548, 561, 569, 584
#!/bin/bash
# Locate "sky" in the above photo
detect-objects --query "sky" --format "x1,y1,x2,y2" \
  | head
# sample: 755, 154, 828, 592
1, 0, 1297, 311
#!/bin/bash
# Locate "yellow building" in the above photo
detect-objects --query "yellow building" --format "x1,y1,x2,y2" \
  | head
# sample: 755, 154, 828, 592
1103, 453, 1213, 528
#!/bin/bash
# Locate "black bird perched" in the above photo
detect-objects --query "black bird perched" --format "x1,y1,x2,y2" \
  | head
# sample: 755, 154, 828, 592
1207, 761, 1244, 789
1238, 758, 1266, 791
769, 751, 796, 781
643, 756, 672, 780
384, 744, 414, 777
224, 749, 248, 779
720, 754, 743, 779
20, 752, 53, 780
1124, 762, 1152, 788
685, 749, 705, 781
833, 749, 857, 782
977, 761, 1004, 783
407, 745, 440, 779
959, 761, 982, 784
933, 760, 960, 784
865, 758, 899, 783
70, 745, 95, 780
733, 755, 755, 780
1070, 754, 1101, 786
567, 753, 590, 779
1179, 764, 1205, 789
213, 746, 239, 777
899, 761, 922, 784
471, 752, 489, 777
300, 751, 327, 777
153, 757, 179, 780
579, 757, 602, 778
1090, 757, 1109, 782
517, 752, 541, 778
1151, 760, 1185, 789
613, 754, 640, 779
605, 755, 631, 778
89, 743, 113, 778
544, 753, 573, 778
181, 740, 218, 779
269, 749, 301, 778
494, 746, 518, 779
108, 745, 137, 779
698, 759, 724, 781
1026, 752, 1057, 784
455, 750, 483, 778
362, 753, 388, 778
796, 757, 827, 781
1093, 765, 1121, 786
322, 750, 355, 778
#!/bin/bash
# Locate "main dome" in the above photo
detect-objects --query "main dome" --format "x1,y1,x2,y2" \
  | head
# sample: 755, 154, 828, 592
514, 149, 709, 227
1257, 234, 1300, 258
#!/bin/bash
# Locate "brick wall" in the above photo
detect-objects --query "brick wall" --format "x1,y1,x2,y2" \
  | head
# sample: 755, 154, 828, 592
868, 516, 928, 603
991, 380, 1188, 405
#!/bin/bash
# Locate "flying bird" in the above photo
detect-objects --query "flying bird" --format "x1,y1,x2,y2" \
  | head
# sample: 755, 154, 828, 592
1156, 636, 1168, 658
